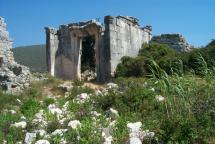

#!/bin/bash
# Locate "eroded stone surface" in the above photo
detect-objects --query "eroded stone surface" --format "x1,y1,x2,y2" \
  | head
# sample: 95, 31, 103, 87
151, 34, 193, 52
0, 16, 31, 94
45, 16, 152, 82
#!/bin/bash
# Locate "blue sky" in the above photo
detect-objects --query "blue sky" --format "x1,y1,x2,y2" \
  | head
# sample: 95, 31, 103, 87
0, 0, 214, 47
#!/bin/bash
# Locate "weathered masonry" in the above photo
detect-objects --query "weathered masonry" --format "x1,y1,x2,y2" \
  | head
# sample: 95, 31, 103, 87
45, 16, 152, 82
0, 17, 31, 94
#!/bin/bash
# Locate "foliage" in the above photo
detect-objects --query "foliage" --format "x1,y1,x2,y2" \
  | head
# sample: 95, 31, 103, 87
20, 98, 41, 119
65, 118, 102, 144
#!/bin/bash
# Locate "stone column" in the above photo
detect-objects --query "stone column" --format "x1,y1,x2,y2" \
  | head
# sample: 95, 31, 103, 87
45, 27, 59, 76
77, 37, 82, 80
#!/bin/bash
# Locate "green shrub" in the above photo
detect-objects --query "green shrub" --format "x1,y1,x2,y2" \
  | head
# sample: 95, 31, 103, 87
20, 98, 41, 119
115, 56, 145, 77
6, 127, 24, 143
67, 86, 94, 100
0, 92, 18, 111
46, 120, 62, 133
0, 113, 20, 142
65, 118, 102, 144
43, 98, 55, 107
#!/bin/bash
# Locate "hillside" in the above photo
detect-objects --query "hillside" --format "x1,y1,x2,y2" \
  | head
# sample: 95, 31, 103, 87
12, 45, 47, 72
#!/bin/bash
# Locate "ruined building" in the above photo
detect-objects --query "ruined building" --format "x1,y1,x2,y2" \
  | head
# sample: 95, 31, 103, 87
151, 34, 193, 52
45, 16, 152, 82
0, 17, 31, 94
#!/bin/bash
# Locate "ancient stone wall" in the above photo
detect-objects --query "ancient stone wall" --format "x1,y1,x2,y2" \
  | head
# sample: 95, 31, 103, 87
0, 17, 31, 94
45, 16, 152, 82
151, 34, 192, 52
104, 16, 152, 76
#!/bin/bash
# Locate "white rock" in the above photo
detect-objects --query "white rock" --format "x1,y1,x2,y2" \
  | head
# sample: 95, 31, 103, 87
150, 88, 155, 92
127, 137, 142, 144
155, 95, 165, 102
35, 110, 44, 119
12, 121, 27, 129
58, 82, 73, 92
91, 111, 101, 117
31, 111, 47, 128
60, 139, 67, 144
16, 98, 22, 103
24, 132, 36, 144
9, 109, 16, 114
140, 130, 155, 140
64, 92, 70, 98
103, 136, 113, 144
109, 108, 119, 120
34, 129, 47, 137
35, 140, 50, 144
62, 101, 69, 111
127, 122, 142, 135
51, 129, 68, 136
59, 117, 68, 125
95, 90, 103, 96
76, 93, 89, 103
48, 104, 63, 117
127, 122, 142, 143
107, 83, 118, 89
102, 128, 113, 144
68, 120, 81, 129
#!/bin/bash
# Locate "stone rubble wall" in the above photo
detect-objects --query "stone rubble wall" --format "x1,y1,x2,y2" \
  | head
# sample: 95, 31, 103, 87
0, 16, 31, 94
150, 34, 193, 52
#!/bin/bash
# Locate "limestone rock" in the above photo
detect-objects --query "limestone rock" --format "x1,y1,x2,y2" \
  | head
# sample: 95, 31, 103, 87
24, 132, 36, 144
68, 120, 81, 129
106, 83, 118, 89
48, 104, 63, 118
127, 137, 142, 144
34, 129, 47, 137
12, 121, 27, 129
107, 108, 119, 120
35, 140, 50, 144
81, 70, 96, 81
58, 81, 73, 92
151, 34, 193, 52
76, 93, 90, 103
51, 129, 68, 136
0, 16, 31, 94
127, 122, 142, 144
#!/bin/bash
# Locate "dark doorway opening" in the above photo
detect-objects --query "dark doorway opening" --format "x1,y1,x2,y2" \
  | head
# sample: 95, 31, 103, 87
81, 36, 96, 80
0, 57, 3, 67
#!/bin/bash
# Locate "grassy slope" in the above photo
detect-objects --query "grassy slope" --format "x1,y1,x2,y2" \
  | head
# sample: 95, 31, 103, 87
12, 45, 46, 72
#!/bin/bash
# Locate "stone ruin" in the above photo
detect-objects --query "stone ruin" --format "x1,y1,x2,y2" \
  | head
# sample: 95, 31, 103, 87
151, 34, 193, 52
0, 17, 31, 94
45, 15, 152, 82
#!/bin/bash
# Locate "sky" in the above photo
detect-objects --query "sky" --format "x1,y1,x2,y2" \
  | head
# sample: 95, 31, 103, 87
0, 0, 214, 47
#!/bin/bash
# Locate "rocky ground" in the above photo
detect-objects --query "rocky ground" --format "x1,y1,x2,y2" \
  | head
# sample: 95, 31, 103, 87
1, 73, 215, 144
0, 75, 155, 144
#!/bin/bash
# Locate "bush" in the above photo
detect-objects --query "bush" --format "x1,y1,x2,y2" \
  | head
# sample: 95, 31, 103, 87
20, 98, 41, 119
65, 118, 102, 144
0, 92, 18, 111
115, 56, 145, 77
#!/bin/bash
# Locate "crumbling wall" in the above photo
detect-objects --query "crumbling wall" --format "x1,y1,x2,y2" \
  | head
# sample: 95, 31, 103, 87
45, 20, 103, 81
104, 16, 152, 76
0, 17, 31, 94
151, 34, 192, 52
45, 16, 152, 82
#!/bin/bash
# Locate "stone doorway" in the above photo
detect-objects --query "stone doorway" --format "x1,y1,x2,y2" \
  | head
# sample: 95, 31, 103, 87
81, 36, 96, 81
